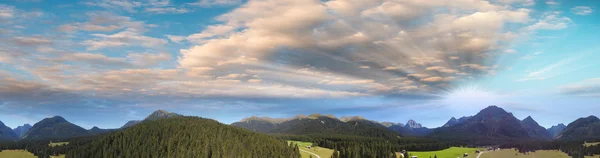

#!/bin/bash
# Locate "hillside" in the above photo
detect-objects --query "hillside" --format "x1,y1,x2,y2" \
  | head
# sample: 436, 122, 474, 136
66, 117, 300, 158
12, 124, 31, 139
521, 116, 552, 140
0, 120, 18, 141
557, 116, 600, 140
430, 106, 531, 139
22, 116, 88, 140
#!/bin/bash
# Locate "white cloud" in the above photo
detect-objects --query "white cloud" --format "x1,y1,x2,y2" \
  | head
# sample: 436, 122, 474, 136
545, 0, 559, 5
559, 78, 600, 97
526, 12, 572, 31
83, 29, 167, 50
0, 4, 14, 18
145, 7, 189, 14
166, 35, 186, 43
571, 6, 593, 15
190, 0, 242, 7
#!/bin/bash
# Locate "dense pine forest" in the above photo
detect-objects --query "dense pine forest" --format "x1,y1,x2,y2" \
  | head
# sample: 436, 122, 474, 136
65, 116, 300, 158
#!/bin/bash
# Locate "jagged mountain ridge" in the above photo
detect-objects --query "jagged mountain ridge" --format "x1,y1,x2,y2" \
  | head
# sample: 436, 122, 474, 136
547, 123, 566, 138
12, 123, 31, 139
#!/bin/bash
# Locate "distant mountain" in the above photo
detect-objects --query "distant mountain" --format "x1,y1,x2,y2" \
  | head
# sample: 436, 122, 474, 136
232, 114, 400, 138
547, 123, 566, 138
23, 116, 88, 140
87, 126, 114, 135
405, 119, 423, 129
380, 122, 403, 128
388, 120, 432, 137
67, 117, 300, 158
430, 106, 531, 139
0, 120, 18, 141
12, 123, 32, 139
557, 116, 600, 140
121, 110, 183, 128
442, 116, 472, 127
230, 116, 286, 133
521, 116, 552, 140
443, 117, 458, 127
144, 110, 183, 121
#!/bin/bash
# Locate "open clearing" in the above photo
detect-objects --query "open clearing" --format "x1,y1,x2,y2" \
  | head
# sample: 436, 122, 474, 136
0, 150, 36, 158
48, 141, 69, 147
479, 149, 570, 158
288, 141, 334, 158
399, 147, 482, 158
585, 141, 600, 147
0, 150, 64, 158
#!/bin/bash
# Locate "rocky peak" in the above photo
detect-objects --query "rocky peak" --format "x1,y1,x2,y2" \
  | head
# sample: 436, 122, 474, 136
405, 119, 423, 129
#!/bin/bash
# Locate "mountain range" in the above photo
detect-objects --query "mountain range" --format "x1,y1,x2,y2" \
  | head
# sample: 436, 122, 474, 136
233, 114, 400, 138
0, 106, 598, 141
232, 105, 598, 141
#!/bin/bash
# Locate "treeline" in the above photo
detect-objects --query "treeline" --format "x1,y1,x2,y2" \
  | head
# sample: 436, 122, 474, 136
66, 116, 300, 158
277, 134, 454, 158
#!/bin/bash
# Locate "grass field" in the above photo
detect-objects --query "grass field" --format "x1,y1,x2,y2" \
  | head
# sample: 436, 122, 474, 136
479, 149, 570, 158
0, 150, 36, 158
585, 141, 600, 147
0, 150, 65, 158
398, 147, 482, 158
48, 141, 69, 147
288, 141, 334, 158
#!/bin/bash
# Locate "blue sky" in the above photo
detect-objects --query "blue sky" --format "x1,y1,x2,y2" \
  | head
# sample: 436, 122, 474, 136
0, 0, 598, 129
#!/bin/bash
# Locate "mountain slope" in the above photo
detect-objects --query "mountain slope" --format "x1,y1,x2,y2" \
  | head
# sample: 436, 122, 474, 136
558, 116, 600, 140
23, 116, 88, 140
12, 124, 32, 139
120, 110, 183, 128
0, 120, 18, 141
120, 120, 141, 129
443, 117, 459, 127
430, 106, 530, 139
66, 117, 300, 158
547, 123, 566, 138
521, 116, 552, 140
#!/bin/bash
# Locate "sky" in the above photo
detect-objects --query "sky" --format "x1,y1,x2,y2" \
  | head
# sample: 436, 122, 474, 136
0, 0, 599, 129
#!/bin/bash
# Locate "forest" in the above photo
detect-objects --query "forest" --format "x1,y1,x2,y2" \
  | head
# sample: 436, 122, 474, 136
65, 117, 300, 158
